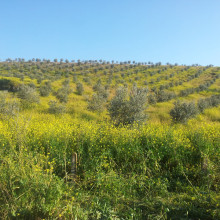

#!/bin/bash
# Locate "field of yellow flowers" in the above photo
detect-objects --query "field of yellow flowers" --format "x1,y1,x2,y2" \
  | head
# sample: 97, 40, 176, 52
0, 61, 220, 219
0, 112, 219, 219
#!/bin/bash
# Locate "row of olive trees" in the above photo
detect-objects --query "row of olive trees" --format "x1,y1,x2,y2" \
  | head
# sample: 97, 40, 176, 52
170, 94, 220, 123
87, 83, 148, 126
87, 82, 220, 125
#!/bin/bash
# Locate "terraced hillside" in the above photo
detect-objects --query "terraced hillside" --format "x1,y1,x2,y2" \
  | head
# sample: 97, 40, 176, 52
0, 60, 220, 219
0, 60, 219, 123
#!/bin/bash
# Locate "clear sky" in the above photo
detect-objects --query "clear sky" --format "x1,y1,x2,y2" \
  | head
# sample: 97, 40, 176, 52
1, 0, 220, 66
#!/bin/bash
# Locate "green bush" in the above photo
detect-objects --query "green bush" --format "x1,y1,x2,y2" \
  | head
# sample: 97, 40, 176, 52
39, 81, 52, 97
148, 93, 157, 104
197, 98, 210, 113
170, 100, 198, 123
0, 78, 20, 92
48, 100, 66, 114
108, 85, 148, 125
0, 91, 19, 118
87, 93, 106, 112
56, 87, 69, 103
18, 84, 40, 104
76, 82, 84, 95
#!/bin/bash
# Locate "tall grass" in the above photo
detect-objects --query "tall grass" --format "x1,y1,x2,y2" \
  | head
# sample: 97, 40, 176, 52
0, 114, 219, 219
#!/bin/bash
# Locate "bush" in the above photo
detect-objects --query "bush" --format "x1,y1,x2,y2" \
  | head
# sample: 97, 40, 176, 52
148, 93, 157, 104
209, 94, 220, 107
87, 93, 105, 112
56, 88, 69, 103
62, 78, 70, 87
170, 100, 198, 123
55, 81, 72, 103
156, 90, 176, 102
76, 82, 84, 95
28, 82, 36, 89
92, 79, 102, 92
48, 100, 66, 114
0, 78, 20, 92
197, 98, 210, 113
108, 85, 148, 125
39, 81, 52, 97
0, 91, 19, 118
18, 84, 40, 104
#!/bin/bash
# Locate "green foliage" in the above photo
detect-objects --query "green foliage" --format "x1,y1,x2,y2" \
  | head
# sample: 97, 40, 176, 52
39, 81, 52, 97
48, 100, 66, 114
88, 83, 109, 112
55, 81, 72, 103
197, 95, 220, 113
198, 98, 210, 113
76, 82, 84, 95
156, 90, 176, 102
0, 147, 64, 219
0, 78, 20, 92
0, 60, 220, 219
18, 84, 40, 104
0, 91, 19, 118
108, 85, 148, 125
56, 87, 69, 103
170, 100, 198, 123
87, 93, 105, 112
0, 117, 219, 219
148, 92, 157, 104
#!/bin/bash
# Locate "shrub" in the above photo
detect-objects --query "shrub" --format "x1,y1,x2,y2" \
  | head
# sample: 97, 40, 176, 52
170, 100, 198, 123
148, 93, 157, 104
0, 91, 19, 117
87, 93, 105, 112
76, 82, 84, 95
55, 81, 72, 103
108, 85, 148, 125
197, 98, 210, 113
62, 78, 70, 87
18, 84, 40, 104
39, 81, 52, 97
28, 82, 36, 89
56, 87, 69, 103
156, 90, 176, 102
73, 75, 78, 83
83, 77, 91, 84
209, 94, 220, 107
48, 100, 66, 114
0, 78, 20, 92
92, 79, 102, 92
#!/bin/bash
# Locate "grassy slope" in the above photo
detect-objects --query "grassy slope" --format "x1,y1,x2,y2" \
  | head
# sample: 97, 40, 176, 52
0, 61, 220, 219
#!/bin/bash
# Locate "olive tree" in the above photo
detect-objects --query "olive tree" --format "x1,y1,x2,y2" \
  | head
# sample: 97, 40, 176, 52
108, 85, 148, 126
170, 100, 198, 123
18, 84, 40, 104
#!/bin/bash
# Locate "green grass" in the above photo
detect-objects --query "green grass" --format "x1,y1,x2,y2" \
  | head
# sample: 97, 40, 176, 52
0, 61, 220, 219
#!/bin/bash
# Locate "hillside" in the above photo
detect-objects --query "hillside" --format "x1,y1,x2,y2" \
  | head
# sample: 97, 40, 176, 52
0, 60, 220, 219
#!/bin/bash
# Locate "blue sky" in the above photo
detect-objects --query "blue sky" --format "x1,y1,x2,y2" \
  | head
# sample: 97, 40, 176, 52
0, 0, 220, 66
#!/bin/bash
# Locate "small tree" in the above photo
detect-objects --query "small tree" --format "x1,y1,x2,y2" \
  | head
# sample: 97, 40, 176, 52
170, 100, 198, 123
76, 82, 84, 95
18, 84, 40, 104
197, 98, 209, 113
87, 93, 105, 112
48, 100, 66, 114
56, 88, 69, 103
0, 91, 19, 118
108, 86, 148, 126
39, 81, 52, 97
55, 80, 72, 103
